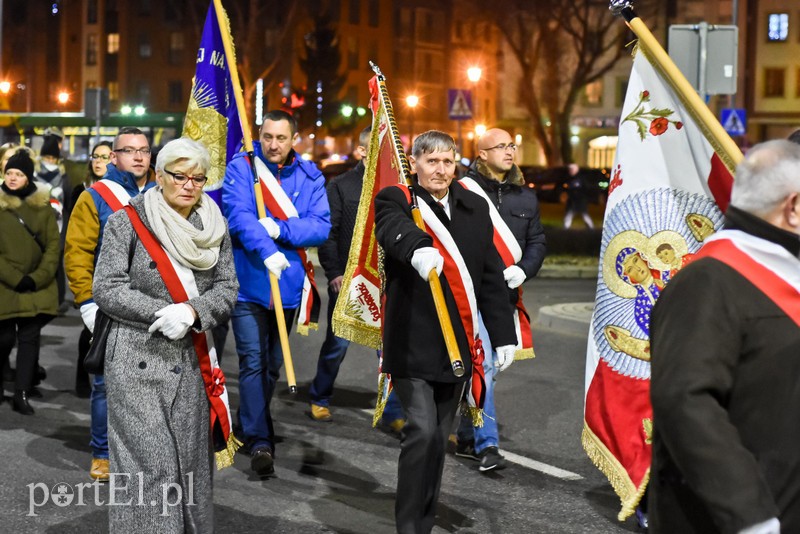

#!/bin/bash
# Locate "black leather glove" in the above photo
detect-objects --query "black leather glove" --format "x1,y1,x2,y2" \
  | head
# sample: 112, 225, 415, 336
15, 276, 36, 292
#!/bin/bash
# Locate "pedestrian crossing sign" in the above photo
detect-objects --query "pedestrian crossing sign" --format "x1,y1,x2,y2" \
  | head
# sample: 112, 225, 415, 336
720, 108, 746, 136
448, 89, 473, 120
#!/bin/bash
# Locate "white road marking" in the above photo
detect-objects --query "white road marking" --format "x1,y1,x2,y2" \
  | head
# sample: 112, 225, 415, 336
501, 450, 583, 480
356, 408, 583, 481
28, 400, 91, 422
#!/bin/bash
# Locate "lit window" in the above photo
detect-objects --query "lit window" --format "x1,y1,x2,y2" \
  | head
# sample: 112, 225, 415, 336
108, 81, 119, 101
86, 34, 98, 65
767, 13, 788, 42
584, 80, 603, 106
108, 33, 120, 54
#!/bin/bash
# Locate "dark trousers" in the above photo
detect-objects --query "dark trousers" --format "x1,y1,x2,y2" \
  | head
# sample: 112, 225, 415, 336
0, 316, 45, 392
231, 301, 296, 452
76, 326, 91, 390
309, 287, 350, 406
393, 377, 462, 534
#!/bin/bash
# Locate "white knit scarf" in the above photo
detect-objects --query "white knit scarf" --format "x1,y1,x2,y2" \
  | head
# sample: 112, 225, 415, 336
143, 187, 226, 271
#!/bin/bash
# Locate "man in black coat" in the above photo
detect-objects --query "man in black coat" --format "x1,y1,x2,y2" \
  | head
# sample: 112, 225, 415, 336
455, 127, 546, 471
375, 130, 517, 534
309, 126, 404, 428
649, 140, 800, 533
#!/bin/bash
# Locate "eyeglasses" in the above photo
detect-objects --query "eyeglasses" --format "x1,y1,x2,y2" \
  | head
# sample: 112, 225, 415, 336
163, 168, 208, 187
483, 143, 517, 153
91, 154, 110, 161
114, 147, 152, 156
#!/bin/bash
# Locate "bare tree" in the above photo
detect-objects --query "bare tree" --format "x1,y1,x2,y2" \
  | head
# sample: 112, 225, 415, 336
179, 0, 302, 129
472, 0, 651, 165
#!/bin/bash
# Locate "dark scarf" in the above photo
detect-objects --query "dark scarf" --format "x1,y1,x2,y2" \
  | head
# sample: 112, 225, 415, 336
1, 180, 37, 198
725, 205, 800, 258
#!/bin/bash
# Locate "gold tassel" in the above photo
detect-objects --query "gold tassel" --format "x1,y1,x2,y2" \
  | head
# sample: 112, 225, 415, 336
581, 424, 649, 521
296, 321, 319, 337
372, 373, 389, 428
214, 433, 243, 470
515, 347, 536, 360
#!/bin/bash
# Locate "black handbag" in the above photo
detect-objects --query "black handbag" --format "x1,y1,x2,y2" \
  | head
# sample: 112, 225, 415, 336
84, 308, 113, 375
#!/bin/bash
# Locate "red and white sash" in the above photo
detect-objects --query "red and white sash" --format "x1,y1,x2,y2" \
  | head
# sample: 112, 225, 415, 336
123, 205, 240, 469
396, 184, 487, 412
92, 179, 133, 212
696, 229, 800, 326
253, 156, 320, 335
458, 178, 535, 359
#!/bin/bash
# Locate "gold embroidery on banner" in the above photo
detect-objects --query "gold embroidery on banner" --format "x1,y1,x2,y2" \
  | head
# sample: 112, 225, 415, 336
183, 84, 228, 189
643, 418, 653, 445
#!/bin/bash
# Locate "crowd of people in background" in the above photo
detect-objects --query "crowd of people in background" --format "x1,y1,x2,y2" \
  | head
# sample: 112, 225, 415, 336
8, 118, 798, 534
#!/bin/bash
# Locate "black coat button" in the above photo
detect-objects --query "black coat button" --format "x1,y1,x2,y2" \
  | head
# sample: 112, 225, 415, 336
172, 366, 182, 374
138, 361, 147, 369
149, 261, 157, 268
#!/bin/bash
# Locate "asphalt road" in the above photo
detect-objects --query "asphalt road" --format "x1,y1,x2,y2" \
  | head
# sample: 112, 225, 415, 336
1, 276, 645, 534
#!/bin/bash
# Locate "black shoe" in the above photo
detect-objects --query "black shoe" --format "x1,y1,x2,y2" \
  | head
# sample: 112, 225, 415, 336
454, 440, 480, 461
12, 390, 35, 415
251, 447, 274, 476
478, 446, 506, 472
34, 365, 47, 385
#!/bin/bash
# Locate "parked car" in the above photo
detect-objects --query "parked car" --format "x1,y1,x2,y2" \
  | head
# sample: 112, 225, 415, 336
520, 165, 609, 204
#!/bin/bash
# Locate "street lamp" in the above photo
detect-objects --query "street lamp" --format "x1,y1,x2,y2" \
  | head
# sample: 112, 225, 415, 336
0, 81, 9, 94
467, 66, 482, 84
56, 90, 70, 105
467, 65, 482, 124
406, 94, 419, 144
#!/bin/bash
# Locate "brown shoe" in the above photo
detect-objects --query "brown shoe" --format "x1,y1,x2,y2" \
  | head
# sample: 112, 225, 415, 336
90, 458, 110, 481
309, 404, 332, 422
387, 418, 405, 434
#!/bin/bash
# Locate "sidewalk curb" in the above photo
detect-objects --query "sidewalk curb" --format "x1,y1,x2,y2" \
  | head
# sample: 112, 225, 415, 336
537, 265, 599, 279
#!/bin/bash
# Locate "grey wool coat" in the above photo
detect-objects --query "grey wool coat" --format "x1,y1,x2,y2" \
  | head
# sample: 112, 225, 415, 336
93, 193, 238, 534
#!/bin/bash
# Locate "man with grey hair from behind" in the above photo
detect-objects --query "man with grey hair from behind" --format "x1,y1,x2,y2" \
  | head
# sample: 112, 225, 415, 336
648, 139, 800, 534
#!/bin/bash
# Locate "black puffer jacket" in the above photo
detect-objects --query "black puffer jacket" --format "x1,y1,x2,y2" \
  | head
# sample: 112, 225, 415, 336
318, 161, 364, 280
462, 160, 546, 280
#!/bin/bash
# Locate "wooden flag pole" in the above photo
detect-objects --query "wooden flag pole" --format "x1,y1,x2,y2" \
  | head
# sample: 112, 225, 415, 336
212, 0, 297, 393
371, 63, 465, 378
611, 1, 743, 171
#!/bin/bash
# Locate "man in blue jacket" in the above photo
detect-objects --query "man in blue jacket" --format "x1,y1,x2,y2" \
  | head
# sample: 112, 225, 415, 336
223, 110, 331, 477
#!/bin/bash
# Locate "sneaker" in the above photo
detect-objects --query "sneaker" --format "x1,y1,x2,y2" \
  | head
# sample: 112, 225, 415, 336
635, 507, 649, 529
309, 404, 332, 422
478, 447, 506, 472
251, 447, 274, 476
454, 440, 480, 461
90, 458, 110, 481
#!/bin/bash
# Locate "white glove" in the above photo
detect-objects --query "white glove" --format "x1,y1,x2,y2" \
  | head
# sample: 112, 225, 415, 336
80, 302, 100, 333
259, 217, 281, 239
739, 518, 780, 534
503, 265, 527, 289
495, 345, 516, 372
410, 247, 444, 281
148, 303, 195, 340
264, 251, 290, 279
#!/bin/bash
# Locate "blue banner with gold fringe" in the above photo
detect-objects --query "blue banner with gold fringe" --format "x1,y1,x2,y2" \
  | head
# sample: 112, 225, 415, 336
183, 2, 243, 204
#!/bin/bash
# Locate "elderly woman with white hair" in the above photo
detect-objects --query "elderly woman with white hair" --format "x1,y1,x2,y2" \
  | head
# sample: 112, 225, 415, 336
93, 137, 238, 534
